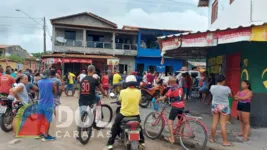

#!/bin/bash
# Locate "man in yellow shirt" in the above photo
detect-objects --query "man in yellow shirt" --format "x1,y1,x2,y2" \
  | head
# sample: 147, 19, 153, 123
106, 75, 145, 149
112, 71, 122, 94
67, 69, 76, 96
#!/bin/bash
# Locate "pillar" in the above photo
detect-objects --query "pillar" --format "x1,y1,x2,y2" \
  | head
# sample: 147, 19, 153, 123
112, 32, 115, 56
83, 29, 86, 48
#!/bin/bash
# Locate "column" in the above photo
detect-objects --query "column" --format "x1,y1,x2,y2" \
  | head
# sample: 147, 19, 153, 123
112, 32, 115, 56
83, 29, 86, 48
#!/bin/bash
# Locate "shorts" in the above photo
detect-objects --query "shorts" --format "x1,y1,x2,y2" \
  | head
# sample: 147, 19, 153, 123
37, 105, 54, 123
54, 97, 61, 107
199, 86, 208, 92
237, 102, 250, 112
103, 86, 109, 91
169, 107, 184, 120
211, 104, 231, 115
67, 84, 74, 91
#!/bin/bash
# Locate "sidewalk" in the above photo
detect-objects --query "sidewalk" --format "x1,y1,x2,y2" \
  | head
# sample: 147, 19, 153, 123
140, 99, 267, 150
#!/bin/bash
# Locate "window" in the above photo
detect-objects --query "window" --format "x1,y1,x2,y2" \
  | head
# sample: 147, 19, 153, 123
87, 35, 104, 42
65, 31, 76, 40
230, 0, 234, 4
211, 0, 218, 24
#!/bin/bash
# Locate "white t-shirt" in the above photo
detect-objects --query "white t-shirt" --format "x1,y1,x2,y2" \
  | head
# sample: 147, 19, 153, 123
210, 85, 231, 107
79, 73, 86, 82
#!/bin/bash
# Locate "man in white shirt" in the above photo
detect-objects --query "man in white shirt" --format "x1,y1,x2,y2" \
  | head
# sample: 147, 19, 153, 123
77, 70, 86, 82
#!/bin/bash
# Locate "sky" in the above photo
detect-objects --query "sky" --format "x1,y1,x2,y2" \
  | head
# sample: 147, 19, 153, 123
0, 0, 208, 53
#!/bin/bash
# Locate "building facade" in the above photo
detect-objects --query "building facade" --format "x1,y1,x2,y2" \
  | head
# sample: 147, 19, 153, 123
50, 12, 138, 74
199, 0, 267, 29
122, 26, 185, 74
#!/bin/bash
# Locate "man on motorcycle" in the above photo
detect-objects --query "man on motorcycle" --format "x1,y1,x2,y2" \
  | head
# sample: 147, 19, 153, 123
106, 75, 145, 150
157, 76, 184, 144
0, 69, 15, 97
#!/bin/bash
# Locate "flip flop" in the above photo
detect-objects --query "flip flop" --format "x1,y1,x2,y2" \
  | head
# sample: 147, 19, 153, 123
209, 139, 215, 143
164, 137, 174, 144
222, 143, 233, 147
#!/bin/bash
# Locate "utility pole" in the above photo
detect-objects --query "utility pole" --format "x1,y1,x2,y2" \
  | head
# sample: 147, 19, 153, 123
43, 17, 47, 53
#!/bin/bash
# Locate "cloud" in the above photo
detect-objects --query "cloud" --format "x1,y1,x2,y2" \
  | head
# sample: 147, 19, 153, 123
109, 8, 208, 30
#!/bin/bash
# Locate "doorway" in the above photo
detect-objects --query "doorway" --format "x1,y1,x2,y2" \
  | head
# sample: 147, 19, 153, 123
119, 64, 128, 74
148, 65, 156, 73
165, 66, 173, 75
225, 53, 241, 119
137, 64, 144, 74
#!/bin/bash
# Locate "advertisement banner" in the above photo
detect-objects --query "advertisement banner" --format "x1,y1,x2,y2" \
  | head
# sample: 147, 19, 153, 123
217, 28, 251, 44
161, 37, 181, 51
62, 58, 92, 63
107, 59, 119, 65
182, 32, 217, 47
250, 25, 267, 41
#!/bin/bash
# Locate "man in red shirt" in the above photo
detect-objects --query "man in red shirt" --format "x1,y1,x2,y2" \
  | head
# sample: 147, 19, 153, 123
0, 69, 15, 95
157, 76, 184, 144
146, 70, 153, 86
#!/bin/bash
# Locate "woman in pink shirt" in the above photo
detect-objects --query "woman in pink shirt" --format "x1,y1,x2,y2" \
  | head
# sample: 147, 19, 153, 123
235, 80, 253, 142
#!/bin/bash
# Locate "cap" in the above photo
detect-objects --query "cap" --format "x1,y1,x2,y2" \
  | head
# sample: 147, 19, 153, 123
41, 69, 50, 79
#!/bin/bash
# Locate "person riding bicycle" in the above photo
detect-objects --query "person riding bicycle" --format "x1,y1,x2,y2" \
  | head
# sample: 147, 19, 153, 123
106, 75, 145, 150
157, 76, 184, 144
76, 65, 107, 140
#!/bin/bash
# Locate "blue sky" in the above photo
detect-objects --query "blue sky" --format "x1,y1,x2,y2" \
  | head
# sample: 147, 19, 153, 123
0, 0, 208, 53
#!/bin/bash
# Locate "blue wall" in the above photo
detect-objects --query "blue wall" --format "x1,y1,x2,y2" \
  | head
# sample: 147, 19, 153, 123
135, 57, 182, 73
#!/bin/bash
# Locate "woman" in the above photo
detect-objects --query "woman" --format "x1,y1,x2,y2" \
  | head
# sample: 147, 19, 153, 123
183, 72, 192, 101
101, 72, 110, 95
235, 80, 252, 142
210, 74, 232, 146
10, 74, 30, 136
199, 71, 209, 102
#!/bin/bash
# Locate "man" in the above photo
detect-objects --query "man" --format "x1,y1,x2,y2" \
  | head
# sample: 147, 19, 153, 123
11, 68, 17, 78
146, 70, 153, 86
112, 71, 122, 94
106, 75, 145, 149
157, 76, 184, 144
37, 69, 57, 141
77, 65, 107, 139
0, 69, 15, 96
50, 69, 62, 117
77, 70, 86, 83
67, 69, 76, 96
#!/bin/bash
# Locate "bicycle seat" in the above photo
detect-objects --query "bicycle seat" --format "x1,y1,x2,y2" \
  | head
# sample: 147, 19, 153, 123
121, 117, 140, 123
183, 110, 190, 114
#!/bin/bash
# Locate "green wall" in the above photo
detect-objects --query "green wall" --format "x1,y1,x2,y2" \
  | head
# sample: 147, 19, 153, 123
207, 42, 267, 93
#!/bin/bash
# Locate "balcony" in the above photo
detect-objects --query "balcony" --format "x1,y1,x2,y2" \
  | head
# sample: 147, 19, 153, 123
86, 41, 112, 49
55, 40, 83, 47
115, 43, 137, 50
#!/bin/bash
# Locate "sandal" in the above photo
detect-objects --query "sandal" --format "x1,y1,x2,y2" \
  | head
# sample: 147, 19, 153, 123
164, 137, 174, 144
209, 139, 215, 143
222, 143, 233, 147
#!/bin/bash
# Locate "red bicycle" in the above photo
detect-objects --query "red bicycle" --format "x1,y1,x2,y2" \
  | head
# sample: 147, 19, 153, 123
144, 103, 208, 150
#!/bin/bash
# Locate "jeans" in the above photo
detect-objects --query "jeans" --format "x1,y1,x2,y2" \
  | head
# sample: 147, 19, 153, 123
107, 113, 145, 145
67, 84, 74, 91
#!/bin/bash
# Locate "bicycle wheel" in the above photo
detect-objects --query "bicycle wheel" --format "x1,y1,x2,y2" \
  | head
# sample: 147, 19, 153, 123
178, 120, 208, 150
144, 112, 165, 139
93, 104, 113, 130
78, 111, 93, 145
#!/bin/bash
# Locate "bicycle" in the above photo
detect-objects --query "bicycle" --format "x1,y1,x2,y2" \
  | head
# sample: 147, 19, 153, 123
144, 102, 208, 150
77, 96, 113, 145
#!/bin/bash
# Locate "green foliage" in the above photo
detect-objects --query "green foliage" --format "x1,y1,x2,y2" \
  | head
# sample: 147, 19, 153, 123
31, 51, 52, 58
1, 55, 25, 63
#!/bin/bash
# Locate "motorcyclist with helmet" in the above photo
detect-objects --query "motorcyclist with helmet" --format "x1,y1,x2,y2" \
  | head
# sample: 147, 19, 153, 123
106, 75, 145, 150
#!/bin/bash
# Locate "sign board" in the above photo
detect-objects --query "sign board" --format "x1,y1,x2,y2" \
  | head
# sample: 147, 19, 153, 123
182, 33, 217, 47
62, 58, 92, 63
107, 59, 119, 65
217, 28, 251, 44
250, 25, 267, 41
161, 37, 181, 51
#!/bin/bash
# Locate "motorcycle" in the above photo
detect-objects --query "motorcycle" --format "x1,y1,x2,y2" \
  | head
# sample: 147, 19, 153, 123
110, 93, 145, 150
0, 96, 14, 132
139, 80, 167, 108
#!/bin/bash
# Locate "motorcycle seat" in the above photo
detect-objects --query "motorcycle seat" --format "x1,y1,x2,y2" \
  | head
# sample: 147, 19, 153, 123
121, 117, 141, 123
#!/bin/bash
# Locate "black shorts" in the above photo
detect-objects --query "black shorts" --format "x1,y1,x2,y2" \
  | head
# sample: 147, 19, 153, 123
169, 107, 184, 120
237, 102, 250, 112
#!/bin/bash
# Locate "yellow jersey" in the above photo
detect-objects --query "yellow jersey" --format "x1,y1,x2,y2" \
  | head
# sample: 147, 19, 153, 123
68, 72, 75, 84
113, 73, 121, 84
119, 88, 141, 116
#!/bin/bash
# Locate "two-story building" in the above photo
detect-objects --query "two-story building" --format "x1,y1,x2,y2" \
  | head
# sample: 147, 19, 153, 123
47, 12, 138, 75
157, 0, 267, 127
123, 26, 186, 74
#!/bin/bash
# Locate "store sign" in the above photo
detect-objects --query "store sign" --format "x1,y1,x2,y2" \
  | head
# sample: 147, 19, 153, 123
182, 33, 217, 47
43, 58, 61, 64
107, 59, 119, 65
217, 28, 251, 44
250, 25, 267, 41
161, 37, 181, 51
62, 58, 92, 63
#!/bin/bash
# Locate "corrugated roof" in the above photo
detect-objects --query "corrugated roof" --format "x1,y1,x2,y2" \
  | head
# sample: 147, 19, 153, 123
42, 54, 116, 59
51, 12, 118, 28
158, 22, 267, 39
122, 25, 190, 32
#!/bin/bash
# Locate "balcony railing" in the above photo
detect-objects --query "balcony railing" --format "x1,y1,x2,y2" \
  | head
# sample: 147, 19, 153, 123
63, 40, 83, 47
86, 41, 112, 49
116, 43, 137, 50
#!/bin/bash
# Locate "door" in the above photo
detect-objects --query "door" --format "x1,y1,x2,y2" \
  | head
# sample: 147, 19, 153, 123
137, 64, 144, 74
148, 66, 156, 73
165, 66, 173, 75
226, 53, 241, 119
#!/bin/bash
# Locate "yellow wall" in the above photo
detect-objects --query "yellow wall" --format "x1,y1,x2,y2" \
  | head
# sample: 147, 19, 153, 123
0, 61, 17, 70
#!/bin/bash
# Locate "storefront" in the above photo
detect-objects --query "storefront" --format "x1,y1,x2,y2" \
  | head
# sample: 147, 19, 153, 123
158, 23, 267, 127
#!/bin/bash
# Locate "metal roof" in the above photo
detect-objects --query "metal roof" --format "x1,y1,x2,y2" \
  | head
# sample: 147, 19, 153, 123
158, 22, 267, 39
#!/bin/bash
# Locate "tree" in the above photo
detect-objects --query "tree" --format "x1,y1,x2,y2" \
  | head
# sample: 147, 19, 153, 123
31, 51, 52, 58
1, 55, 25, 63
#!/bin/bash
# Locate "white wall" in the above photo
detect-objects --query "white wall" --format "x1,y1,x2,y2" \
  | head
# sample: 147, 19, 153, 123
208, 0, 267, 29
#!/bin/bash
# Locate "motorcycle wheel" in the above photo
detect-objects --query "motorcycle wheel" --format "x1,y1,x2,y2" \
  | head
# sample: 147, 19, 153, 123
0, 108, 13, 132
139, 96, 150, 108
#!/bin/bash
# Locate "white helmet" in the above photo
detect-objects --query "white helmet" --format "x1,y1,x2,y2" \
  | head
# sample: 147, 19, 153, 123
125, 75, 137, 87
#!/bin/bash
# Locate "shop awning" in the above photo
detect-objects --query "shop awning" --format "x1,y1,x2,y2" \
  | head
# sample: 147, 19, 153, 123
42, 58, 92, 64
